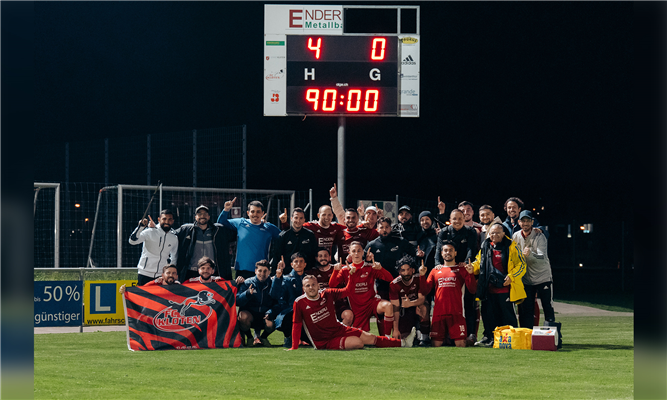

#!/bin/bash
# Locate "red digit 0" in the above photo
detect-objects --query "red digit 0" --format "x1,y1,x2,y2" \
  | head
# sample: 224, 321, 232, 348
364, 90, 379, 112
322, 89, 337, 111
371, 38, 386, 60
347, 90, 362, 111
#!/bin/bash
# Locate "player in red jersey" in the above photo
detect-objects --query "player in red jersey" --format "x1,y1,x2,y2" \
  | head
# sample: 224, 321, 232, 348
119, 264, 180, 293
278, 203, 346, 256
333, 208, 380, 263
305, 247, 353, 325
185, 257, 226, 283
287, 274, 416, 350
329, 241, 394, 333
389, 255, 428, 341
420, 240, 477, 347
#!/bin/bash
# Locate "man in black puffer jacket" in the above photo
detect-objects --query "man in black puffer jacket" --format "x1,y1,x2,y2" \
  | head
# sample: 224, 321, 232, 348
174, 205, 236, 282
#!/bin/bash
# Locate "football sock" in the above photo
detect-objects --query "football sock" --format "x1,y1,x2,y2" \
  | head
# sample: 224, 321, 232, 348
374, 335, 401, 348
383, 315, 394, 337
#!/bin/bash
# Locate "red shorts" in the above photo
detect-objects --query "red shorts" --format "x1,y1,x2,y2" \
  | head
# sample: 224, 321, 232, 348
351, 297, 382, 332
430, 314, 467, 342
315, 326, 363, 350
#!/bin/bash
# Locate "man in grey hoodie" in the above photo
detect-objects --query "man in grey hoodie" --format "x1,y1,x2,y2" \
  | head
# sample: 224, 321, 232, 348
512, 210, 555, 329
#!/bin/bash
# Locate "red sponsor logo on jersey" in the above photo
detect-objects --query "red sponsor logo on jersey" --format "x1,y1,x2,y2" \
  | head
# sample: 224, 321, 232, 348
153, 291, 216, 332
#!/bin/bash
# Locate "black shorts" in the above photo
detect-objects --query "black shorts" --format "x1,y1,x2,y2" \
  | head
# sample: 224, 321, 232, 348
240, 309, 271, 331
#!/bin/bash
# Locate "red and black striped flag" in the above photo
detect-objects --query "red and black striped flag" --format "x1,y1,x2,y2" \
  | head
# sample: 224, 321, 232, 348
123, 280, 243, 350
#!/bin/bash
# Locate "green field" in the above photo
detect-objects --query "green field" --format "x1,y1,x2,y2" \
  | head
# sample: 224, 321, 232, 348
35, 315, 633, 400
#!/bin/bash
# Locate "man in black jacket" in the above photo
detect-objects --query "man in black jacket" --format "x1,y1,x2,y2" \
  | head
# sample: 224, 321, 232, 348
174, 205, 236, 282
392, 205, 421, 246
270, 207, 317, 275
435, 208, 480, 344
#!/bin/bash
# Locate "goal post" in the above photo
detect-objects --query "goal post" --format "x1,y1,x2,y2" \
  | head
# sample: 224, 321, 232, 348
34, 182, 60, 268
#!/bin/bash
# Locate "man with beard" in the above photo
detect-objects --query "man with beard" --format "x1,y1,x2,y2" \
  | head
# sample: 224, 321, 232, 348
479, 205, 502, 240
469, 223, 527, 347
217, 198, 281, 280
415, 210, 438, 346
434, 208, 480, 345
174, 205, 235, 283
271, 207, 317, 275
329, 241, 395, 333
185, 257, 227, 283
365, 217, 417, 336
287, 275, 416, 350
416, 211, 438, 272
129, 210, 179, 286
305, 247, 353, 326
279, 187, 346, 256
119, 264, 180, 293
333, 208, 379, 262
389, 256, 427, 342
458, 201, 483, 246
392, 205, 421, 246
503, 197, 548, 238
420, 241, 477, 347
512, 211, 555, 329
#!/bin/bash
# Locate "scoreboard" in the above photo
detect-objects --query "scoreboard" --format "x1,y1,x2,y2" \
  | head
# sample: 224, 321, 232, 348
264, 5, 420, 117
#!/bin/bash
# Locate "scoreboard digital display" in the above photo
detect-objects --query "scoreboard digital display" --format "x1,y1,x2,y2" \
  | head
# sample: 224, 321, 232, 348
264, 4, 420, 118
286, 35, 398, 115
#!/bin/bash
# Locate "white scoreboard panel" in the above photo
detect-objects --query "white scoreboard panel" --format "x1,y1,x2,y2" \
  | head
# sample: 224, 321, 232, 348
264, 4, 420, 117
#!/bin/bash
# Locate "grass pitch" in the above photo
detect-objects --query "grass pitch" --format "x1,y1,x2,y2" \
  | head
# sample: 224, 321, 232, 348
35, 315, 633, 400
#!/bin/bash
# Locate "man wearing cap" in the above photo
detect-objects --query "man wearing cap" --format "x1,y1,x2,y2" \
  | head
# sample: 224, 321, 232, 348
503, 197, 548, 238
512, 210, 555, 329
174, 205, 236, 282
393, 205, 421, 246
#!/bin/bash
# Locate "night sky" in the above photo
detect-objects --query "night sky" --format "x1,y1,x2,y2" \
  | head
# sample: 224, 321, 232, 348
33, 1, 636, 222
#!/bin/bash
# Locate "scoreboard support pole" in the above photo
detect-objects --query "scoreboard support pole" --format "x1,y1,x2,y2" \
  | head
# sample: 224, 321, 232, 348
337, 116, 346, 209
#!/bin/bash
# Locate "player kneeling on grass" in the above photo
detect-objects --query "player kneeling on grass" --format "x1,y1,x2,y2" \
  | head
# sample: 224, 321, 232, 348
287, 275, 415, 350
329, 241, 395, 334
389, 256, 428, 343
119, 264, 180, 293
236, 260, 279, 347
420, 241, 477, 347
271, 252, 311, 347
186, 257, 227, 283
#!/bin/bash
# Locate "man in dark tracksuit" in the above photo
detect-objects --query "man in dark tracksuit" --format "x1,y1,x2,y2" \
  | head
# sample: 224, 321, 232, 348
270, 208, 317, 275
174, 205, 236, 282
392, 205, 421, 247
416, 211, 438, 273
366, 217, 417, 336
435, 208, 480, 344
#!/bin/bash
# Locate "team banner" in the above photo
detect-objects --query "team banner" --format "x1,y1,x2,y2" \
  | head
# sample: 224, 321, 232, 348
123, 281, 243, 351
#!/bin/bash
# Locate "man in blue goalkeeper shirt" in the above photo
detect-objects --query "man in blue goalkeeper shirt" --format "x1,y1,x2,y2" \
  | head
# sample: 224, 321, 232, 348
217, 198, 281, 280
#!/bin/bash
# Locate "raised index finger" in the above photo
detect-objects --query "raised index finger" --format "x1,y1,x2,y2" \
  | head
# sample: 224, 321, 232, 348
148, 215, 154, 221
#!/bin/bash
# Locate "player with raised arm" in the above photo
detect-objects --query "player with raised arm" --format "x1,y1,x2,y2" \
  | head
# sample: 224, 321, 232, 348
329, 241, 394, 334
287, 274, 416, 350
217, 198, 281, 280
420, 241, 478, 347
305, 247, 353, 326
389, 255, 427, 342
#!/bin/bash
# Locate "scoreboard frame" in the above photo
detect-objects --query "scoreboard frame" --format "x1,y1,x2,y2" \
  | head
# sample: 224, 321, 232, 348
264, 4, 420, 118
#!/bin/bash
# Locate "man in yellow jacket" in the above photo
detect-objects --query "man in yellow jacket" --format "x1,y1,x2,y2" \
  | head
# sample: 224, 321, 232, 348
468, 222, 526, 347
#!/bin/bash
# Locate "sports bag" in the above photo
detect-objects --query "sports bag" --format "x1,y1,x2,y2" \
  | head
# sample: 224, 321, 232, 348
493, 325, 533, 350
